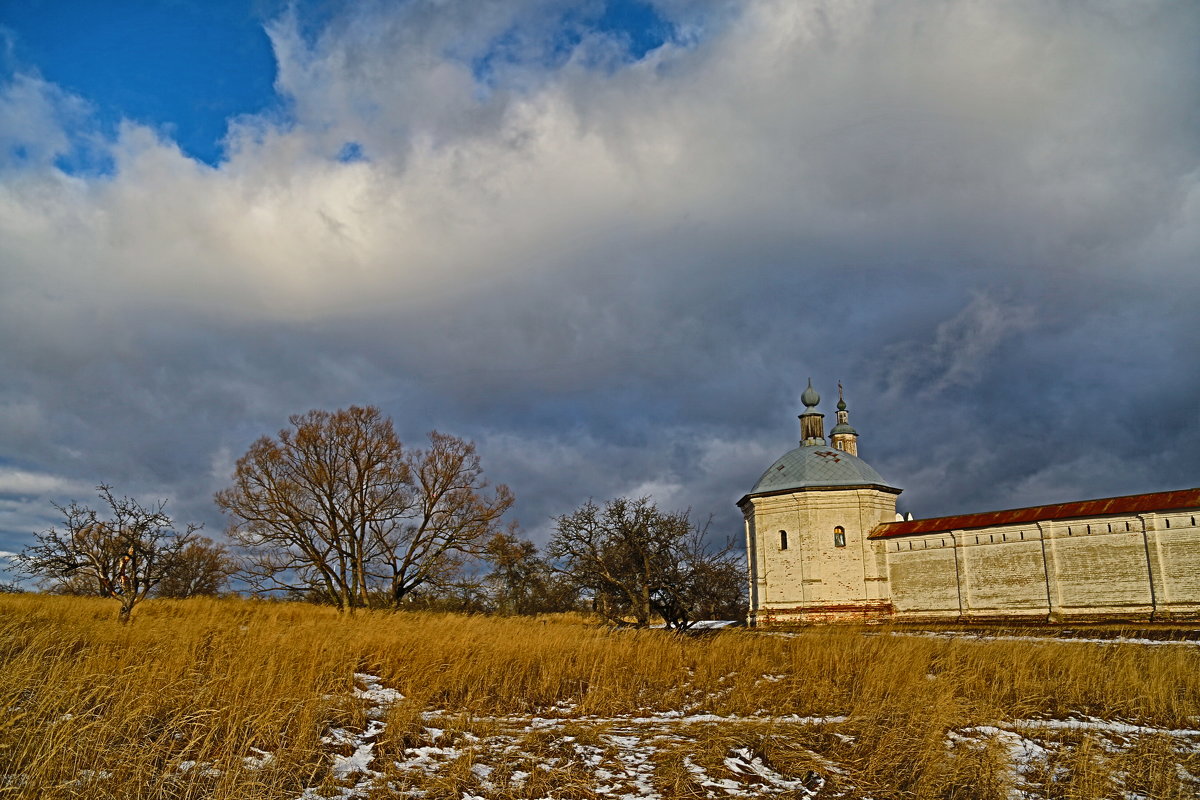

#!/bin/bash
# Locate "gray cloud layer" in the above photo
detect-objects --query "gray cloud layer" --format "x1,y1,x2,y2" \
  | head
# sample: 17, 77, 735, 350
1, 1, 1197, 569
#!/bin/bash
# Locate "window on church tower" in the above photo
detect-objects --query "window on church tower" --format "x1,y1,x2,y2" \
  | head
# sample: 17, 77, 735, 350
833, 526, 846, 547
779, 530, 788, 550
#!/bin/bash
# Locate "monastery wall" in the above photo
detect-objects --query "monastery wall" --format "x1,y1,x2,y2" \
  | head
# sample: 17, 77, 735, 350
882, 511, 1200, 622
738, 385, 1199, 627
963, 535, 1048, 615
1150, 511, 1200, 618
885, 538, 958, 616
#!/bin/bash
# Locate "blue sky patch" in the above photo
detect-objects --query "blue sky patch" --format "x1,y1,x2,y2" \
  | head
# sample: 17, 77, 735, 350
469, 0, 677, 89
1, 0, 281, 167
1, 0, 684, 170
593, 0, 674, 60
336, 141, 366, 163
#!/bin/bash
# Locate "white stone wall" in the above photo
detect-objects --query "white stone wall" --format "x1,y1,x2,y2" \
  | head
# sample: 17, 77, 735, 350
1145, 511, 1200, 618
881, 510, 1200, 622
886, 537, 959, 618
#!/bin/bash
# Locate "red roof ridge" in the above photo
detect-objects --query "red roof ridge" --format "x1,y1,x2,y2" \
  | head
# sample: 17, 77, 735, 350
869, 487, 1200, 539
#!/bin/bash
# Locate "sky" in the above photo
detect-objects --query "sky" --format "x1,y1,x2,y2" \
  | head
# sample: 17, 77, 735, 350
1, 0, 1198, 580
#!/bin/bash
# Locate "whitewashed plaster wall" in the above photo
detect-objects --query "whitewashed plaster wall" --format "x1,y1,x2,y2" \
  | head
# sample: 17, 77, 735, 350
882, 511, 1200, 622
743, 487, 898, 624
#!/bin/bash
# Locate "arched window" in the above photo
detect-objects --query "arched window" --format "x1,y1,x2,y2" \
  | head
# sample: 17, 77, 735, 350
833, 526, 846, 547
779, 530, 788, 550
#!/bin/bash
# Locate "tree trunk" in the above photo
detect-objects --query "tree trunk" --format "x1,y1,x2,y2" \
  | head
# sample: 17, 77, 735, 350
638, 553, 653, 627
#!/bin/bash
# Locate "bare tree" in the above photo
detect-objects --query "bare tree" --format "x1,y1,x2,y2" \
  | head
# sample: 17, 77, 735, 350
216, 406, 412, 611
216, 407, 513, 611
154, 537, 236, 598
549, 497, 666, 627
16, 486, 201, 622
375, 432, 514, 606
652, 526, 746, 630
548, 497, 744, 630
482, 530, 578, 615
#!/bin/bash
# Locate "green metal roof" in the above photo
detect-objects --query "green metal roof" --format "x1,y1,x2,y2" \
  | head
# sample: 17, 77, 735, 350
748, 444, 897, 496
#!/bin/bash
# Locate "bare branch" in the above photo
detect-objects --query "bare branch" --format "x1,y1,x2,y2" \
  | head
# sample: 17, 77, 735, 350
216, 408, 512, 611
549, 497, 745, 629
16, 486, 201, 621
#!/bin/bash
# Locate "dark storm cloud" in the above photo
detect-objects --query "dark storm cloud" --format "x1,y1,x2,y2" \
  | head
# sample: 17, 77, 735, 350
1, 1, 1198, 575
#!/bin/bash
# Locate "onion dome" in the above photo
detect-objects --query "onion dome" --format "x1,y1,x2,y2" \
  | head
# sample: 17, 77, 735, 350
800, 379, 820, 408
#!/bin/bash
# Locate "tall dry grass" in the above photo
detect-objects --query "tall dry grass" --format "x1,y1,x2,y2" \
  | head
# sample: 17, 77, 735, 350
1, 594, 1197, 798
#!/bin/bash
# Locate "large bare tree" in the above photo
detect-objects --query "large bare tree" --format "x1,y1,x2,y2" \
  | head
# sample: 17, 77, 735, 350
216, 406, 512, 611
377, 431, 514, 605
216, 406, 410, 611
17, 486, 201, 622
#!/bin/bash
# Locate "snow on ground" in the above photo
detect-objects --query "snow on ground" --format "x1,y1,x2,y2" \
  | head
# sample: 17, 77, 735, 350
289, 671, 846, 799
3, 663, 1197, 798
299, 673, 405, 800
649, 619, 740, 631
351, 672, 406, 711
948, 726, 1052, 799
287, 674, 1200, 800
947, 719, 1200, 800
1009, 716, 1200, 738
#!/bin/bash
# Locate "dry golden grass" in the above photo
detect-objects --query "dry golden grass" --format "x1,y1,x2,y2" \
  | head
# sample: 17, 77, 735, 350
1, 594, 1198, 799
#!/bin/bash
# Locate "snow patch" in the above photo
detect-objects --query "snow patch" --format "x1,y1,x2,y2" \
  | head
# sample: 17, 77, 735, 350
331, 743, 375, 779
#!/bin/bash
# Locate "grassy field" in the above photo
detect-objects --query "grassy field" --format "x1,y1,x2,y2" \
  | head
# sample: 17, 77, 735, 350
1, 595, 1198, 799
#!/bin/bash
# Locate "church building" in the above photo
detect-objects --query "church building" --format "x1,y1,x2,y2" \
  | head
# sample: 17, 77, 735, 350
739, 383, 1200, 625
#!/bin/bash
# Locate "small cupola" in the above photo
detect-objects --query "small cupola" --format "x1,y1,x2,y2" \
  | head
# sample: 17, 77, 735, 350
830, 381, 859, 456
798, 379, 826, 446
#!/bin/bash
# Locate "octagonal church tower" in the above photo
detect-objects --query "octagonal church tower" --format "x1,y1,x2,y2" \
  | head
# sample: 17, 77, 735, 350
738, 382, 901, 625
